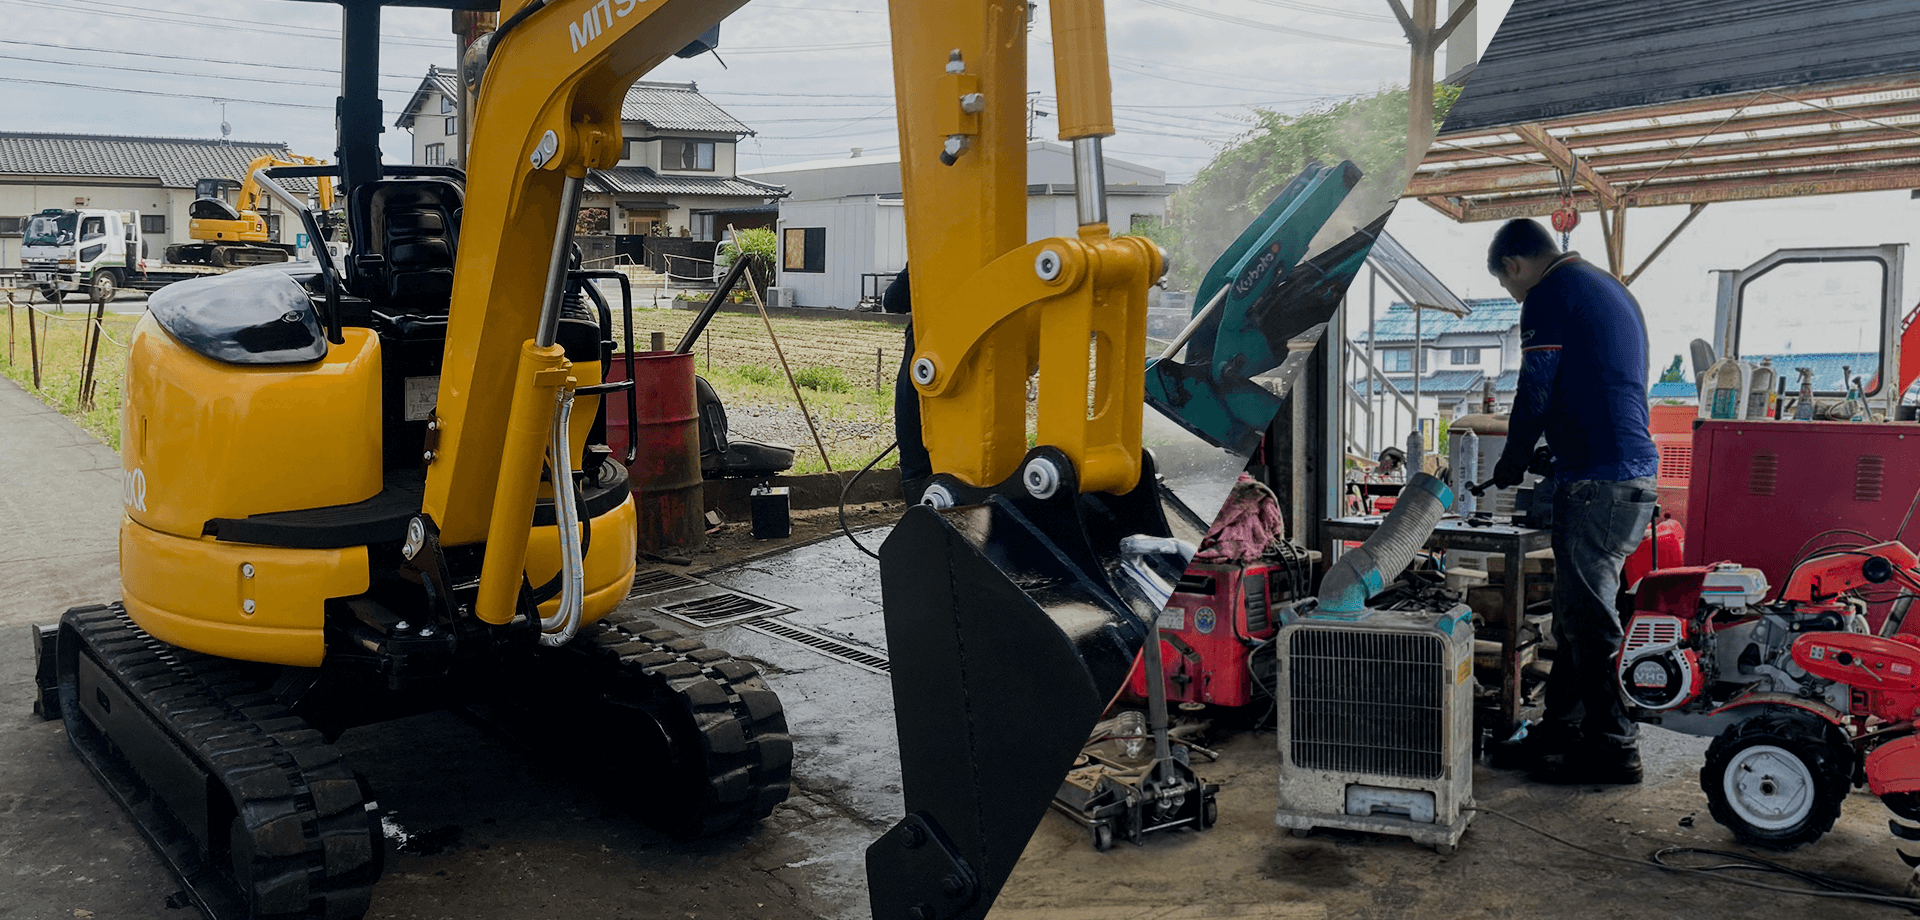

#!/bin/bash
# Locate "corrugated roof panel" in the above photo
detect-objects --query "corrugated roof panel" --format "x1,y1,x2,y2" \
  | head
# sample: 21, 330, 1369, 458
1443, 0, 1920, 134
1366, 297, 1520, 343
586, 166, 786, 198
621, 81, 754, 135
0, 133, 299, 190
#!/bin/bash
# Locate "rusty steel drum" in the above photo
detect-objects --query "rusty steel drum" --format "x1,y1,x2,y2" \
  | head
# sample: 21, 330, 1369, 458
605, 351, 705, 551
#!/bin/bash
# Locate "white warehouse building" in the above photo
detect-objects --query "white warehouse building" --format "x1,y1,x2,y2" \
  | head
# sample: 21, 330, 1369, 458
740, 142, 1174, 310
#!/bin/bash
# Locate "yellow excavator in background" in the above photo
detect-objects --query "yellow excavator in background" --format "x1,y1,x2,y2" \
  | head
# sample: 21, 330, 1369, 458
166, 153, 336, 267
29, 1, 1169, 918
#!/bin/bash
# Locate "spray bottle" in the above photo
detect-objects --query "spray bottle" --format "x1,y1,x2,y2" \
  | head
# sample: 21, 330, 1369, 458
1846, 367, 1867, 422
1792, 367, 1816, 420
1746, 357, 1776, 422
1700, 355, 1750, 420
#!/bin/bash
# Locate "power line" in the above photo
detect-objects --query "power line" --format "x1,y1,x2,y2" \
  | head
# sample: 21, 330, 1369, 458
1239, 0, 1397, 23
5, 55, 420, 93
7, 76, 342, 110
0, 38, 443, 82
1122, 0, 1404, 49
2, 0, 448, 47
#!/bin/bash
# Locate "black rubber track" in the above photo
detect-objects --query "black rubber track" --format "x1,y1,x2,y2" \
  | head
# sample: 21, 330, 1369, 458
53, 604, 382, 920
554, 609, 793, 837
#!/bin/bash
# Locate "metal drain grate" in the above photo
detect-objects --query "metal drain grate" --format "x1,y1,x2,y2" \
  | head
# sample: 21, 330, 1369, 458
629, 568, 708, 599
653, 590, 792, 628
742, 619, 890, 674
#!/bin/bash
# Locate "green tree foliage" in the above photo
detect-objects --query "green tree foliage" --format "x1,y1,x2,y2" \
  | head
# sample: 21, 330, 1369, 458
1660, 355, 1686, 383
1154, 85, 1461, 291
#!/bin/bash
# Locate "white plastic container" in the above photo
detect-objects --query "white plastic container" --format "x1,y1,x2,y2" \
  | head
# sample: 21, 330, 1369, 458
1746, 358, 1776, 421
1699, 356, 1751, 420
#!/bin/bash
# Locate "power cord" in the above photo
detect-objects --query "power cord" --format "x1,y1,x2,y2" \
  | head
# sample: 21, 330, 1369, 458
839, 440, 899, 560
1467, 805, 1920, 911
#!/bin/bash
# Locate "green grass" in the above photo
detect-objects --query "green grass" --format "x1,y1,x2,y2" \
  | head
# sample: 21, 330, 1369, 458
0, 301, 136, 450
792, 365, 851, 393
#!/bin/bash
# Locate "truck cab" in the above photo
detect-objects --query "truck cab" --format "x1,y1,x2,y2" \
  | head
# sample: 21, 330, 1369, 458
20, 207, 142, 303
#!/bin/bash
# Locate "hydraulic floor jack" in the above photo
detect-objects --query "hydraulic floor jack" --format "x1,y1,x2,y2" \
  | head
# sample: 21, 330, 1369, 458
1051, 537, 1220, 851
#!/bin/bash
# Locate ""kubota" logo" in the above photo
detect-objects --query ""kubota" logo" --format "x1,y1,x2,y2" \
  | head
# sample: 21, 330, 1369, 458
569, 0, 644, 53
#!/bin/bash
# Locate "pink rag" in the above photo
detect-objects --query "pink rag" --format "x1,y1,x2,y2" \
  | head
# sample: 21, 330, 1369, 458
1194, 473, 1286, 564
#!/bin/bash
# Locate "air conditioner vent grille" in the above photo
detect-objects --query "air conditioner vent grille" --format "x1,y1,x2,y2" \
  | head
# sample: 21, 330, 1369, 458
1286, 627, 1446, 780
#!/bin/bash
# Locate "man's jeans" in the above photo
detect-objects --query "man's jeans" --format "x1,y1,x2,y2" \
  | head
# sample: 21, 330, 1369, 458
1540, 476, 1658, 753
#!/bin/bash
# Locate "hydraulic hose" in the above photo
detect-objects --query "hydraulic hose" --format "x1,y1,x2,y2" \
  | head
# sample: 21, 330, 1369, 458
1318, 471, 1452, 613
538, 387, 586, 647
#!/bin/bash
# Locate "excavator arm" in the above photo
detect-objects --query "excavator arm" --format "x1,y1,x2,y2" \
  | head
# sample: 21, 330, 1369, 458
234, 153, 336, 215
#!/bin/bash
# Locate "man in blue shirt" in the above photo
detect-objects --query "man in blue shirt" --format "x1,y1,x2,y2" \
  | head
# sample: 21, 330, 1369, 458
1486, 218, 1659, 785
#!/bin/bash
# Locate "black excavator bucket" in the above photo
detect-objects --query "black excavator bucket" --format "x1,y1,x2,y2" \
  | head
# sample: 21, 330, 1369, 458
867, 449, 1204, 920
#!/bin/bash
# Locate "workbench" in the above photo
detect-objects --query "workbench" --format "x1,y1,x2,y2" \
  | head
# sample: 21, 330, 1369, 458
1323, 516, 1553, 732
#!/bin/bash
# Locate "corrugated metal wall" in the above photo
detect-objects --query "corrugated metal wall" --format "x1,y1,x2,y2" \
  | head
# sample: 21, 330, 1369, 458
1443, 0, 1920, 133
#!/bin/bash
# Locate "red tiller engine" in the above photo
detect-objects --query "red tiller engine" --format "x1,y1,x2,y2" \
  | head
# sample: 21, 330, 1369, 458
1124, 559, 1303, 708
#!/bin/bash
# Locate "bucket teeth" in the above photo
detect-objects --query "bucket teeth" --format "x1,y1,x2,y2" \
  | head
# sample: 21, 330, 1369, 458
1899, 848, 1920, 868
1892, 819, 1920, 842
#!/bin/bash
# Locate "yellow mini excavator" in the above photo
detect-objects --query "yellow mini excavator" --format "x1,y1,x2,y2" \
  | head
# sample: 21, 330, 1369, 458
30, 1, 1197, 919
167, 153, 337, 267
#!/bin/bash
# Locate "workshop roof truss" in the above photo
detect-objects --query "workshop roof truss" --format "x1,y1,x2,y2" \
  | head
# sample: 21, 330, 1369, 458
1408, 74, 1920, 223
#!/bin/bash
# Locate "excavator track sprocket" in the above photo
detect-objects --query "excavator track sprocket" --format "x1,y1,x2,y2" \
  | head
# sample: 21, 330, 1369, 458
524, 609, 793, 837
45, 604, 382, 920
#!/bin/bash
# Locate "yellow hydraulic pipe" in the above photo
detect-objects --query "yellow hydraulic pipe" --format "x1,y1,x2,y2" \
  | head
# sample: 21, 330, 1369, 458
474, 340, 573, 626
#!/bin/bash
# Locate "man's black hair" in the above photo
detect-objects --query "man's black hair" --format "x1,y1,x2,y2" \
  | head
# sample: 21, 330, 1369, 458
1486, 218, 1560, 275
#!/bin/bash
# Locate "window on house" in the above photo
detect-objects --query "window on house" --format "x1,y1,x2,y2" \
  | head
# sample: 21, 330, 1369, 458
446, 116, 457, 136
140, 214, 166, 235
782, 227, 826, 273
662, 139, 715, 171
0, 216, 23, 237
424, 143, 446, 166
440, 94, 454, 114
1380, 348, 1413, 373
1450, 347, 1481, 365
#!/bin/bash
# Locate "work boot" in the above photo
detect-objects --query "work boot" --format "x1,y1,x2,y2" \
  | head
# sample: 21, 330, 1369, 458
1487, 723, 1576, 772
1531, 744, 1642, 785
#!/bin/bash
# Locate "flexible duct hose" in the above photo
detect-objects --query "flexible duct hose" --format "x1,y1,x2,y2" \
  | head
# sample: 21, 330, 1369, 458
1318, 472, 1452, 613
538, 387, 586, 647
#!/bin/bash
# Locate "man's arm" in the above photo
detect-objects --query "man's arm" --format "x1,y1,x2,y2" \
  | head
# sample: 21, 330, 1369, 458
1492, 300, 1563, 486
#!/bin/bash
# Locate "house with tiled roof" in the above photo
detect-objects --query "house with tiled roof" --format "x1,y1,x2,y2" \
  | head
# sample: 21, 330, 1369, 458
395, 75, 784, 245
1351, 297, 1523, 426
0, 132, 304, 269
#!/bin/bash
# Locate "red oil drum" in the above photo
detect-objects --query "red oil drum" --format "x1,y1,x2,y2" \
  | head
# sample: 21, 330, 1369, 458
604, 351, 704, 551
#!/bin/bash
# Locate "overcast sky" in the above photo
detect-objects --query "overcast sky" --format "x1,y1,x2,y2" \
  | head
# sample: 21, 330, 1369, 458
1, 0, 1510, 184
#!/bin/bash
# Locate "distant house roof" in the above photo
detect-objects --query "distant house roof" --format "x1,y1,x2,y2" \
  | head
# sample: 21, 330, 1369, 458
0, 132, 299, 190
1364, 298, 1521, 344
1354, 369, 1519, 398
585, 166, 785, 200
1649, 380, 1697, 402
395, 65, 462, 130
621, 81, 753, 136
1743, 352, 1882, 393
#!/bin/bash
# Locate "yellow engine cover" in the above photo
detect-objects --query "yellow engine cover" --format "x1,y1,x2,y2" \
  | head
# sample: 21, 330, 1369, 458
119, 315, 383, 663
121, 315, 384, 539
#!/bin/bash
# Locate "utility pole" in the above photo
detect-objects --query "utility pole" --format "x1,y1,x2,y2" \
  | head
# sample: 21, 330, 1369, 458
1387, 0, 1476, 183
1025, 91, 1050, 142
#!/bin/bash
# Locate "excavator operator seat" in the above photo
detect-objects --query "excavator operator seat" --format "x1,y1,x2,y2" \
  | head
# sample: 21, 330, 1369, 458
346, 179, 462, 313
189, 198, 243, 222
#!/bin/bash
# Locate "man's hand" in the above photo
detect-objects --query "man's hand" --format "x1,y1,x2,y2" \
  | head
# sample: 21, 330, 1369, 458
1491, 452, 1529, 489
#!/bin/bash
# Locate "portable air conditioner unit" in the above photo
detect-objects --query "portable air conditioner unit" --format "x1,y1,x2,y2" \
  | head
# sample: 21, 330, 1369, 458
1275, 603, 1476, 851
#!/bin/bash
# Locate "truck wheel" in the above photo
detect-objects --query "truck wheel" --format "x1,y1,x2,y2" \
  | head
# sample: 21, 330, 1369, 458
1701, 711, 1851, 850
90, 271, 117, 305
